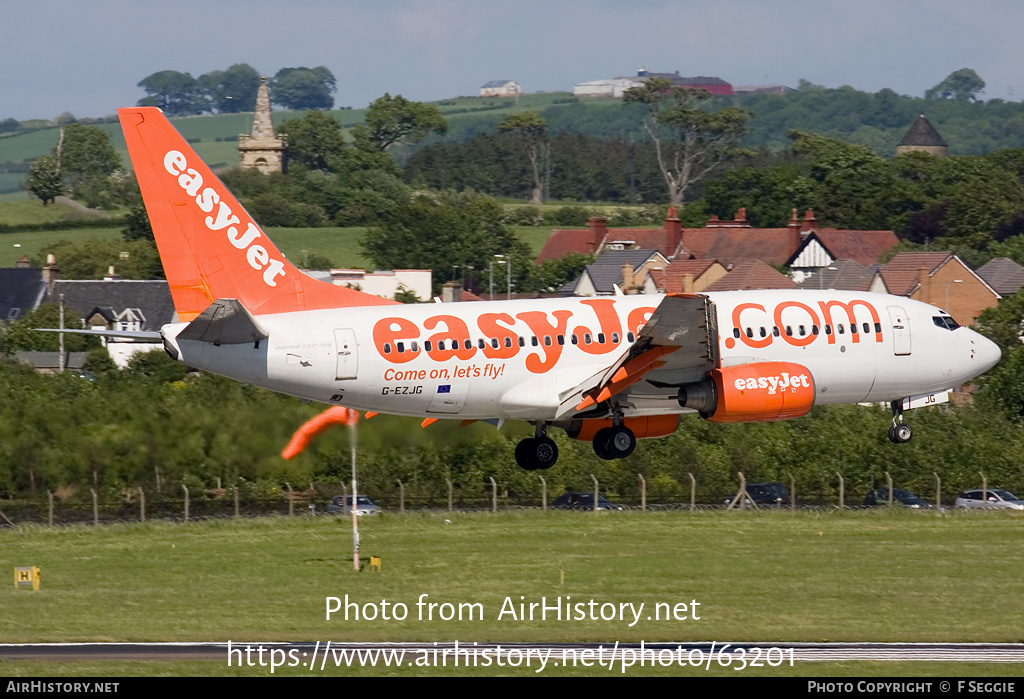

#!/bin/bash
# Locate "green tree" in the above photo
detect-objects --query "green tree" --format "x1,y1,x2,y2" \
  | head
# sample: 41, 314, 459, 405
277, 111, 347, 171
497, 111, 546, 205
925, 68, 986, 103
137, 70, 204, 116
41, 239, 163, 280
210, 63, 261, 113
271, 67, 335, 110
357, 93, 447, 151
23, 155, 63, 205
3, 304, 99, 353
623, 78, 749, 206
363, 192, 530, 294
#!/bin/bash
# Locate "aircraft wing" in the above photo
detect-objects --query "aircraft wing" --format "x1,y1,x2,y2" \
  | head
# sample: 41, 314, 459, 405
34, 328, 164, 341
556, 294, 717, 417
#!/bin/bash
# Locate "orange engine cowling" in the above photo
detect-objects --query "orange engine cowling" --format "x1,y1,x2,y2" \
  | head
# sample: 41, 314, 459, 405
564, 414, 680, 441
678, 362, 815, 424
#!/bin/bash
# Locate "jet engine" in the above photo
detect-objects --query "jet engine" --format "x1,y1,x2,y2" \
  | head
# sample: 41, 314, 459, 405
678, 362, 815, 423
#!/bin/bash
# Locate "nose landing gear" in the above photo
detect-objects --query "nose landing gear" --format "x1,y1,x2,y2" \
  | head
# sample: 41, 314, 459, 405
514, 422, 559, 470
888, 400, 913, 443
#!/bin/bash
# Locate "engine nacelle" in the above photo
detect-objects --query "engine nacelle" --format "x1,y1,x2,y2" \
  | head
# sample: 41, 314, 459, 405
563, 414, 680, 441
678, 362, 815, 424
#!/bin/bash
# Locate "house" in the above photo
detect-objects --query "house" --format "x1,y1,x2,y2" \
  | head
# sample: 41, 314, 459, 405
874, 252, 999, 326
649, 259, 728, 294
573, 70, 733, 98
703, 260, 796, 292
480, 80, 521, 98
538, 209, 899, 276
976, 257, 1024, 297
304, 268, 432, 302
563, 250, 668, 297
45, 273, 177, 367
0, 256, 53, 323
795, 259, 876, 292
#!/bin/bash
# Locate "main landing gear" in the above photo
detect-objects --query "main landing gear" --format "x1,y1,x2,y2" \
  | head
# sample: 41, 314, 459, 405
515, 422, 559, 471
593, 409, 636, 461
888, 399, 913, 444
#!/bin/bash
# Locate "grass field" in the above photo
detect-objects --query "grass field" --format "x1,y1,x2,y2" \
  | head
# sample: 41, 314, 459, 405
2, 509, 1022, 644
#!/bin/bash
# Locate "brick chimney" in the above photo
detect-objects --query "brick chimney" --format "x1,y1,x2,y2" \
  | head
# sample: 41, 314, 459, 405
588, 216, 607, 253
16, 254, 30, 269
800, 209, 818, 235
683, 272, 694, 293
442, 280, 461, 303
664, 206, 682, 255
42, 254, 59, 293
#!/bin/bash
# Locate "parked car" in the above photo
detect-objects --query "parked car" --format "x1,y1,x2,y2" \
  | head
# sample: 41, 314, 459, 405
552, 492, 624, 511
863, 488, 932, 508
326, 495, 382, 515
954, 489, 1024, 510
726, 482, 790, 506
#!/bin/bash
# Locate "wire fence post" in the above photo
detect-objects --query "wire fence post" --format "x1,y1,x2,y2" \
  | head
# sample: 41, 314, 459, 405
446, 478, 453, 513
490, 477, 497, 513
980, 471, 988, 510
934, 472, 941, 510
688, 473, 696, 511
91, 488, 99, 526
48, 491, 54, 526
234, 486, 240, 518
539, 475, 547, 511
182, 485, 189, 522
397, 480, 405, 513
788, 471, 796, 512
885, 471, 893, 506
139, 488, 145, 523
836, 471, 845, 509
591, 474, 599, 513
638, 474, 646, 511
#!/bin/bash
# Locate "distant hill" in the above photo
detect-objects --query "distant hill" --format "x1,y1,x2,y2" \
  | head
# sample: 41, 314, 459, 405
3, 86, 1024, 198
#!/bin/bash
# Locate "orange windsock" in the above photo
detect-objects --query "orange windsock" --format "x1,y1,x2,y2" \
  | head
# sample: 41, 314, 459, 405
281, 406, 358, 459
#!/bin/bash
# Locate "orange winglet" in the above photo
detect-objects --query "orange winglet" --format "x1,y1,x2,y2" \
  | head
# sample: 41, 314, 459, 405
459, 419, 478, 427
365, 411, 379, 419
281, 406, 358, 459
421, 417, 440, 428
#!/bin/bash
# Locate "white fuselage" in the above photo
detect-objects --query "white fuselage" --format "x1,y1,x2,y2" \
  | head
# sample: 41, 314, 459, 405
163, 289, 1001, 422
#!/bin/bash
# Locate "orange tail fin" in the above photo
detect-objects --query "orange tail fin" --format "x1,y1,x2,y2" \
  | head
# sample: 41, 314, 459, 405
118, 107, 397, 321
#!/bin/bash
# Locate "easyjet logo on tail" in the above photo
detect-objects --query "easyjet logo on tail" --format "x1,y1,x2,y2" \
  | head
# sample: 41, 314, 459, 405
163, 150, 287, 288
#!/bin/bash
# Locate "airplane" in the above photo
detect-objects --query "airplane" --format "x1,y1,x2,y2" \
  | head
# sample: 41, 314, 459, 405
77, 107, 1002, 471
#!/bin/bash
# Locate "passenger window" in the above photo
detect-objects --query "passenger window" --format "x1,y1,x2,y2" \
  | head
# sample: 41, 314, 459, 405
733, 328, 741, 338
397, 342, 405, 353
597, 333, 606, 344
544, 336, 552, 346
464, 339, 472, 350
745, 327, 753, 338
518, 337, 525, 347
410, 342, 419, 352
611, 332, 620, 343
798, 325, 806, 336
759, 327, 766, 338
850, 323, 858, 334
571, 335, 579, 345
838, 325, 845, 335
585, 334, 593, 344
531, 336, 539, 347
627, 332, 636, 342
557, 335, 565, 345
825, 325, 832, 335
425, 341, 433, 352
773, 326, 780, 337
504, 337, 513, 348
786, 326, 793, 336
812, 325, 819, 336
478, 339, 486, 349
862, 322, 870, 334
491, 338, 499, 349
383, 343, 392, 354
874, 322, 882, 333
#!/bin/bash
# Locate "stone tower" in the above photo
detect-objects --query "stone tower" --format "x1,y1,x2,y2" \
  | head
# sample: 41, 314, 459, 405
896, 115, 948, 157
238, 77, 286, 173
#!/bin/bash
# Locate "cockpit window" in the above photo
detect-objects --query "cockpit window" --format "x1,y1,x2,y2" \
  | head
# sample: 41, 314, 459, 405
933, 315, 960, 331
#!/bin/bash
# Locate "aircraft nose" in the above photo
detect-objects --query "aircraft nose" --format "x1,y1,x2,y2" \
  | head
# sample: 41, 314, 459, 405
973, 333, 1002, 373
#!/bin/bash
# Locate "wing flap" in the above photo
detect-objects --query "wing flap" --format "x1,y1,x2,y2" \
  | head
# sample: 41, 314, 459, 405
176, 298, 268, 345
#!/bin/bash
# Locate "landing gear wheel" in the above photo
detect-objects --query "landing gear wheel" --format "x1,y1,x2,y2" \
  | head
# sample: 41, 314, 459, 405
592, 428, 613, 460
889, 423, 913, 444
888, 400, 912, 444
593, 425, 636, 460
515, 437, 559, 470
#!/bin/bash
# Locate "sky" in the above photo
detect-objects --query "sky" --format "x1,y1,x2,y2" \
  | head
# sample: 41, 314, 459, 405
4, 0, 1024, 121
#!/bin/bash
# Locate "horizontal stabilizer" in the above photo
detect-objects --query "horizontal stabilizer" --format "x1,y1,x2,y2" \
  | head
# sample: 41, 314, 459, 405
176, 299, 268, 345
34, 328, 163, 341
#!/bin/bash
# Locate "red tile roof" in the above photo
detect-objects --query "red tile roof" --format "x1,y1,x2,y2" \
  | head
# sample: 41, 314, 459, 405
680, 228, 801, 267
704, 260, 797, 291
811, 230, 900, 267
651, 259, 721, 293
878, 252, 954, 295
